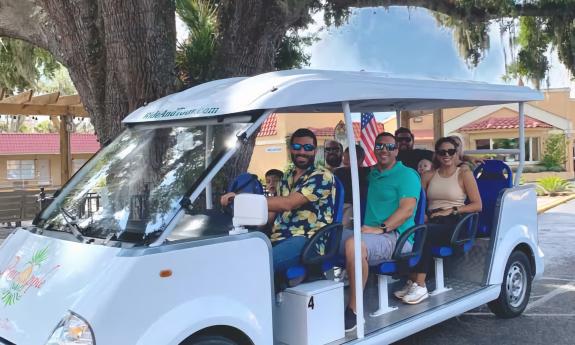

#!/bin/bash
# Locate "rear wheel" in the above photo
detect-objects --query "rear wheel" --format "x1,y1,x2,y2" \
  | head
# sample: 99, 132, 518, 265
488, 250, 532, 318
185, 335, 239, 345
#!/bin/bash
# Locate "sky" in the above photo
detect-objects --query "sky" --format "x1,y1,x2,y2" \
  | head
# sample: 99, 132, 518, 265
303, 7, 571, 88
176, 6, 573, 121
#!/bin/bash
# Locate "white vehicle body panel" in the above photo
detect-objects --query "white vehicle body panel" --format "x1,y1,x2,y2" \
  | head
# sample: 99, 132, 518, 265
0, 230, 120, 345
0, 231, 273, 345
488, 185, 544, 284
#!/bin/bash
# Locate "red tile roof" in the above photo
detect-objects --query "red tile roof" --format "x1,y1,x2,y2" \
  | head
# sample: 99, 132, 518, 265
460, 116, 552, 132
309, 122, 385, 138
0, 133, 100, 155
257, 114, 278, 137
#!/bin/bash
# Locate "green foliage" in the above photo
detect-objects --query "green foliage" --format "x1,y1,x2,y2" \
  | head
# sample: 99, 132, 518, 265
176, 0, 218, 87
0, 38, 60, 91
35, 120, 57, 133
541, 134, 566, 169
434, 14, 489, 66
37, 68, 77, 95
536, 176, 573, 196
275, 31, 316, 70
505, 17, 551, 88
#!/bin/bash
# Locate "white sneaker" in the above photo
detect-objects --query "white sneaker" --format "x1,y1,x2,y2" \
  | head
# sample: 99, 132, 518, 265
402, 284, 429, 305
394, 280, 415, 299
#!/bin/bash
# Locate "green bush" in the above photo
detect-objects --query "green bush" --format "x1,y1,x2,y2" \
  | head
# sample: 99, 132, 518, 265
541, 134, 566, 169
536, 176, 573, 196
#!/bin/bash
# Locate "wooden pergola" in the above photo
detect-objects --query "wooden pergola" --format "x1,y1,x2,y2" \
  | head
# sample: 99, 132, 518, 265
0, 89, 90, 185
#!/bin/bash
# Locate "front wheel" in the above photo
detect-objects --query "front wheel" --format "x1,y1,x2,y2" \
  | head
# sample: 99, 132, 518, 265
488, 250, 532, 318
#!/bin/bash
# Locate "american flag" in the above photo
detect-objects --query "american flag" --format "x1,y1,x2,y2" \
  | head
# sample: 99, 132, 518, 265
360, 112, 378, 166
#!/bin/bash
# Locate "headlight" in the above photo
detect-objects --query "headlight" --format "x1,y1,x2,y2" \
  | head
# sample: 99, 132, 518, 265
45, 312, 95, 345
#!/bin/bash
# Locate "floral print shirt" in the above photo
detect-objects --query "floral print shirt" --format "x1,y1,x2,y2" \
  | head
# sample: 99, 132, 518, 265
270, 164, 335, 243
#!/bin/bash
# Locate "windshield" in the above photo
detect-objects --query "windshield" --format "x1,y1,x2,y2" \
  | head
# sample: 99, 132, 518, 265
38, 121, 250, 243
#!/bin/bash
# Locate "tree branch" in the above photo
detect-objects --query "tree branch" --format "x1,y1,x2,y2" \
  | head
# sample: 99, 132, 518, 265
0, 0, 51, 51
328, 0, 575, 20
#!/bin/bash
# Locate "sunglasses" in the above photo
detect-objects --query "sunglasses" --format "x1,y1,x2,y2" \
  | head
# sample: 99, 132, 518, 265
324, 147, 341, 153
396, 137, 412, 143
374, 143, 397, 151
291, 143, 316, 152
436, 148, 457, 157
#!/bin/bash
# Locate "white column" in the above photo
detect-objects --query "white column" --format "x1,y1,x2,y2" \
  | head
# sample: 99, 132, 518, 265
515, 102, 525, 186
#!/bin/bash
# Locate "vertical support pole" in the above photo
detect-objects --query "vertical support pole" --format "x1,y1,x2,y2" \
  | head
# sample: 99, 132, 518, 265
370, 275, 397, 317
205, 125, 213, 209
515, 102, 525, 186
433, 109, 444, 141
59, 115, 71, 186
395, 109, 401, 130
430, 257, 452, 296
400, 110, 410, 129
342, 102, 364, 339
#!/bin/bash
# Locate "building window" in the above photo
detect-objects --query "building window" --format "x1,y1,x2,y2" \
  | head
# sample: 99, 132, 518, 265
73, 159, 88, 174
6, 160, 35, 180
475, 139, 490, 150
475, 137, 540, 162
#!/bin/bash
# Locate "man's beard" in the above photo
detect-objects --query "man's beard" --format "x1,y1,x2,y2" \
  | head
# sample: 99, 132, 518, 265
291, 153, 315, 169
326, 154, 342, 168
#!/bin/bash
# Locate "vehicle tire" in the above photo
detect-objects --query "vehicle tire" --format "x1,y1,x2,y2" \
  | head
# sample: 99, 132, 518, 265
185, 335, 239, 345
488, 250, 532, 318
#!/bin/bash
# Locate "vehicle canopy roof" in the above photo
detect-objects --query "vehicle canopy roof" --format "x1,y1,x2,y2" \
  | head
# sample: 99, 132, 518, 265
122, 69, 543, 124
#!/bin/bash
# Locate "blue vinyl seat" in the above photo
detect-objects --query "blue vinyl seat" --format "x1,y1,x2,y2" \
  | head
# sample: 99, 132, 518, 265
368, 189, 428, 316
473, 160, 513, 237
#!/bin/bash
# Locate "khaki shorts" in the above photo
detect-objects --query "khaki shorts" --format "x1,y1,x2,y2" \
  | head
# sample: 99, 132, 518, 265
340, 229, 412, 266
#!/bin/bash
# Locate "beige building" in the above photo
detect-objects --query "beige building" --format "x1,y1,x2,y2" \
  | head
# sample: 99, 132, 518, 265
249, 88, 575, 181
0, 133, 99, 189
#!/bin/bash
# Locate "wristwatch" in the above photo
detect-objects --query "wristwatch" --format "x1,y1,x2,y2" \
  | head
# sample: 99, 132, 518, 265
379, 223, 388, 234
452, 206, 459, 215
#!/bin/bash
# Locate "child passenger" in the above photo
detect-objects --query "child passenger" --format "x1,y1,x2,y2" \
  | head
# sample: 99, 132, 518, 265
417, 158, 433, 176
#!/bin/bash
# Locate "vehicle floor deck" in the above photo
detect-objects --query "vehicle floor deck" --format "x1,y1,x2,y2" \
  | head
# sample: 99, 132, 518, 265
329, 277, 485, 344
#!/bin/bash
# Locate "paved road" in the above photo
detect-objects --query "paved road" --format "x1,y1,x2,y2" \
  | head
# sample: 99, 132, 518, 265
397, 200, 575, 345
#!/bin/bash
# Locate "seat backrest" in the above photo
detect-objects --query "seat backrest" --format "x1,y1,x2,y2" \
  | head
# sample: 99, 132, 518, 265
414, 189, 426, 226
473, 160, 512, 237
333, 175, 345, 223
227, 173, 264, 195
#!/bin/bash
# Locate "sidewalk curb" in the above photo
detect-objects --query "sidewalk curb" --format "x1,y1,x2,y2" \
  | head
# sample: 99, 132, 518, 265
537, 194, 575, 214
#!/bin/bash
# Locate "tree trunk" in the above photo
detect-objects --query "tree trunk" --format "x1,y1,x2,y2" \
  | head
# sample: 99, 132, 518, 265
0, 0, 177, 145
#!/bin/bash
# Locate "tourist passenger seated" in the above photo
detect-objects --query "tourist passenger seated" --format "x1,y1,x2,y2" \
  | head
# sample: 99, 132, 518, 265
334, 145, 369, 229
395, 127, 434, 171
395, 137, 482, 305
341, 132, 421, 332
265, 169, 283, 197
325, 139, 344, 172
417, 158, 433, 176
221, 128, 335, 273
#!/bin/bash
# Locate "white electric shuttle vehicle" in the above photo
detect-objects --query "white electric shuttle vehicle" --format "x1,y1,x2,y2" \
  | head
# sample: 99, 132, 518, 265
0, 70, 544, 345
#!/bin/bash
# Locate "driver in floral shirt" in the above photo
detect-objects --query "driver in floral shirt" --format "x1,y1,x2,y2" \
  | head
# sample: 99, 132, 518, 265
222, 128, 335, 273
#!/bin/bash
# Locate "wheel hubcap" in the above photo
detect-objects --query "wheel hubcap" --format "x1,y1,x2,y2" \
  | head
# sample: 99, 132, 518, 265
506, 262, 527, 308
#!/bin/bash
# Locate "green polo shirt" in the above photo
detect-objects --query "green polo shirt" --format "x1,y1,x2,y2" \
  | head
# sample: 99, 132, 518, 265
364, 161, 421, 235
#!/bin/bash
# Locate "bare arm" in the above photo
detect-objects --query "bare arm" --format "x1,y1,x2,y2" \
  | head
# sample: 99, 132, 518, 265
362, 197, 417, 234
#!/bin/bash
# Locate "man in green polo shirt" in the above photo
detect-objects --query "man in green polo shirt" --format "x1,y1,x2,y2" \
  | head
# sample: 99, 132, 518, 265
343, 132, 421, 332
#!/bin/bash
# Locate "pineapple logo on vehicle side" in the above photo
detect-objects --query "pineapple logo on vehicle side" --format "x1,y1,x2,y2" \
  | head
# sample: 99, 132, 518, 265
0, 247, 60, 306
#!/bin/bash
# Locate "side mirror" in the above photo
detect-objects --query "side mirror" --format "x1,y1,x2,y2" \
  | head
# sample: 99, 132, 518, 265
231, 194, 268, 234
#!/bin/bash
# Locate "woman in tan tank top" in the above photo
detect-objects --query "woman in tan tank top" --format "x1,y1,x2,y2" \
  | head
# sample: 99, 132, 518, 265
395, 137, 482, 305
